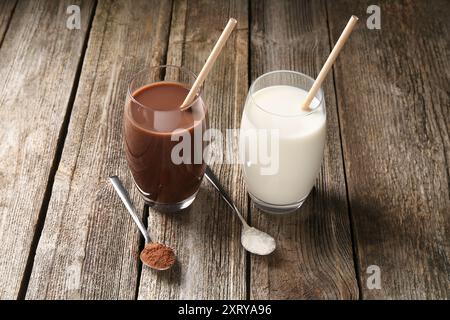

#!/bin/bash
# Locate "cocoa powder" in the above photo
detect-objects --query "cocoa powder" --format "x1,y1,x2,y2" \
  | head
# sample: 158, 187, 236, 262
140, 243, 176, 270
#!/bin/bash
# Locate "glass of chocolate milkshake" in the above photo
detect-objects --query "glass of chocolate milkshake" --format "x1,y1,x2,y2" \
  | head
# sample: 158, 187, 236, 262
124, 65, 207, 212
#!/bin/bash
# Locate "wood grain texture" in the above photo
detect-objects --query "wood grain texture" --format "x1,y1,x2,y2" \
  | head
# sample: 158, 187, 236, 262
328, 0, 450, 299
0, 0, 95, 299
137, 0, 249, 299
25, 0, 173, 299
249, 0, 358, 299
0, 0, 17, 46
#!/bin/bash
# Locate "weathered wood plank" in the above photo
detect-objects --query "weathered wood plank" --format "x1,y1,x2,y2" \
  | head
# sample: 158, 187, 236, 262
137, 0, 249, 299
0, 0, 95, 299
0, 0, 17, 46
328, 0, 450, 299
25, 0, 173, 299
249, 0, 358, 299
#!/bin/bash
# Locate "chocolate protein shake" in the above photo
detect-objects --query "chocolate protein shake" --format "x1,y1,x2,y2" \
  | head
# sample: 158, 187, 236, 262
124, 81, 207, 206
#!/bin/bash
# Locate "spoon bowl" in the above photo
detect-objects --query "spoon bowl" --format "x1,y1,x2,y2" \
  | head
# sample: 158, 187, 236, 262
241, 226, 276, 255
140, 242, 176, 271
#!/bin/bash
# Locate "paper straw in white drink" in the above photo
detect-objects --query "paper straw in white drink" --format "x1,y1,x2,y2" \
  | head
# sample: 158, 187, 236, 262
302, 15, 358, 111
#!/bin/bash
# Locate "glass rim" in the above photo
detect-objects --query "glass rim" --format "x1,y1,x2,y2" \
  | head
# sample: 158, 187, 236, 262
249, 70, 325, 118
127, 65, 203, 111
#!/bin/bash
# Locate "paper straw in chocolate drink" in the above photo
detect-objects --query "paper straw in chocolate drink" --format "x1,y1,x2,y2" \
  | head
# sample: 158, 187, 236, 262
302, 15, 359, 111
180, 18, 238, 111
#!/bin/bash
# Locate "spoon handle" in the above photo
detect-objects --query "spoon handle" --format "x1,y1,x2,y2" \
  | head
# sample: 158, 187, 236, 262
204, 167, 248, 227
109, 176, 150, 244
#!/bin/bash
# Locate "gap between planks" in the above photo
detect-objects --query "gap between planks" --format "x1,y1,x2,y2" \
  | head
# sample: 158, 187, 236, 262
133, 0, 176, 300
0, 0, 18, 49
324, 0, 362, 299
16, 0, 99, 300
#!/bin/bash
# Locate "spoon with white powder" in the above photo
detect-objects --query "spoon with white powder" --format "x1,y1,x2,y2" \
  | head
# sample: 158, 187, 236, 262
205, 167, 276, 255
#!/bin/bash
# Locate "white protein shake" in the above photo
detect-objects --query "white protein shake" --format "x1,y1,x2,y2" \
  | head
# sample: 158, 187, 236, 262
240, 85, 326, 209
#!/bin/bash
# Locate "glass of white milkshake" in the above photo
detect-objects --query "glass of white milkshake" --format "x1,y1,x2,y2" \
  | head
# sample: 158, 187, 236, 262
239, 70, 326, 213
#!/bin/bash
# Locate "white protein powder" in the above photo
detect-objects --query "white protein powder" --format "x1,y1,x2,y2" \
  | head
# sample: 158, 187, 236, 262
241, 227, 276, 255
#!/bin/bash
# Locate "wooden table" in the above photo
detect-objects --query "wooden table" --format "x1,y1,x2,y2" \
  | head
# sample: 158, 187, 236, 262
0, 0, 448, 300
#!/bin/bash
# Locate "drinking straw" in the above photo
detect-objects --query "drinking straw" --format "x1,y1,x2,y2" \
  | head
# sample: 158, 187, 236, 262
180, 18, 237, 111
302, 15, 358, 111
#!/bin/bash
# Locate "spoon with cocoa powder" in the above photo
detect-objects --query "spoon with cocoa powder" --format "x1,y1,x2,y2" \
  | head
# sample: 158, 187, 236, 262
109, 176, 176, 271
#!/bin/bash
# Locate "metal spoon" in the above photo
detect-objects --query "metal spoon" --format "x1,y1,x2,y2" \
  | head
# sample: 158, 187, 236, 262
204, 167, 276, 255
109, 176, 175, 270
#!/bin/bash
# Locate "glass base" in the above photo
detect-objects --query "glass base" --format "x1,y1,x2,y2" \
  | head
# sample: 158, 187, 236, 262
141, 191, 198, 213
249, 192, 308, 214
